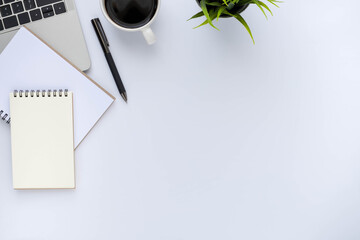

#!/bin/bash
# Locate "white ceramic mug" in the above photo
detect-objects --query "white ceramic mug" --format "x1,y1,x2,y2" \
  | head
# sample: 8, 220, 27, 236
100, 0, 160, 45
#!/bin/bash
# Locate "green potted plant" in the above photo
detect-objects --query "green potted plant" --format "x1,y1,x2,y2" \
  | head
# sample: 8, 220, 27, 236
189, 0, 281, 43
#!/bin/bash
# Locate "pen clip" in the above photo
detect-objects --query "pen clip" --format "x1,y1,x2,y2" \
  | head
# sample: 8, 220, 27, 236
95, 18, 109, 47
92, 18, 110, 53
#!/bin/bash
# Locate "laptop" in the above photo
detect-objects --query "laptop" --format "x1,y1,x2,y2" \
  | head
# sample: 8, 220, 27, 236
0, 0, 91, 71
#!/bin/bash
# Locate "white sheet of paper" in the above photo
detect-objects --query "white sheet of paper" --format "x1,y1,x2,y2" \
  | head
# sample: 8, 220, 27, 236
0, 27, 114, 147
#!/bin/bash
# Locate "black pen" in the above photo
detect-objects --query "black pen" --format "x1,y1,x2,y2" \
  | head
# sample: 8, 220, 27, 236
91, 18, 128, 103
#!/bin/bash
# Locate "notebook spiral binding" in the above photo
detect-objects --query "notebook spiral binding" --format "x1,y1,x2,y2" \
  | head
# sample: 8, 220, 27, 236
13, 89, 69, 98
1, 89, 69, 125
0, 109, 10, 124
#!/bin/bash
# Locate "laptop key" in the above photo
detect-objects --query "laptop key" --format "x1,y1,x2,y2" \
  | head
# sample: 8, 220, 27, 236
4, 0, 15, 3
0, 0, 3, 6
0, 4, 12, 17
11, 2, 24, 14
23, 0, 36, 10
36, 0, 61, 7
3, 15, 18, 29
41, 5, 54, 18
29, 9, 42, 21
54, 2, 65, 15
18, 12, 30, 24
0, 20, 3, 31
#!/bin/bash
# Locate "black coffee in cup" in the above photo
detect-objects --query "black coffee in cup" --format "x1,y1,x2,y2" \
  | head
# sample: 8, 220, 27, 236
105, 0, 159, 29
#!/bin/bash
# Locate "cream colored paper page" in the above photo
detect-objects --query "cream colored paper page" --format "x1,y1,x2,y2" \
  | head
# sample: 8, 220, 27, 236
10, 92, 75, 189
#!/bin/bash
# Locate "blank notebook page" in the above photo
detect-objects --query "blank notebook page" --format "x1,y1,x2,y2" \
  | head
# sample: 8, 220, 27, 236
10, 91, 75, 189
0, 27, 114, 148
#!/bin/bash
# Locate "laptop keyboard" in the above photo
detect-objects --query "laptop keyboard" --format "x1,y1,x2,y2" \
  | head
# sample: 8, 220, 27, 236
0, 0, 67, 32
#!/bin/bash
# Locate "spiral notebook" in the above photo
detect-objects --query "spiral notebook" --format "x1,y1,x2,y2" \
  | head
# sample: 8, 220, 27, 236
10, 90, 75, 189
0, 27, 115, 148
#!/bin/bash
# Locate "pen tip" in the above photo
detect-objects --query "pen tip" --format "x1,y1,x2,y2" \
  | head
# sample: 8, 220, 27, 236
121, 92, 128, 103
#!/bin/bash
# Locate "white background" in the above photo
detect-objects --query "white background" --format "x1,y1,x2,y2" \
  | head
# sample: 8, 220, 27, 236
1, 0, 360, 239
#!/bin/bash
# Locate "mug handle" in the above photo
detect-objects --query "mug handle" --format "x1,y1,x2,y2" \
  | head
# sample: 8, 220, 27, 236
142, 27, 156, 45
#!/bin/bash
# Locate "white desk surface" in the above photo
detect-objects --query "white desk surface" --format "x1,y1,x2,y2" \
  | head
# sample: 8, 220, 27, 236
1, 0, 360, 239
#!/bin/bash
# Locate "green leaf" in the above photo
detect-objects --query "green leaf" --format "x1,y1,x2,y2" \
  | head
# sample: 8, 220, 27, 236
227, 2, 235, 10
258, 1, 273, 16
205, 1, 223, 6
266, 0, 282, 8
216, 6, 227, 21
194, 19, 211, 29
187, 11, 205, 21
251, 0, 268, 19
188, 0, 283, 40
193, 9, 218, 29
224, 10, 255, 44
200, 0, 219, 30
